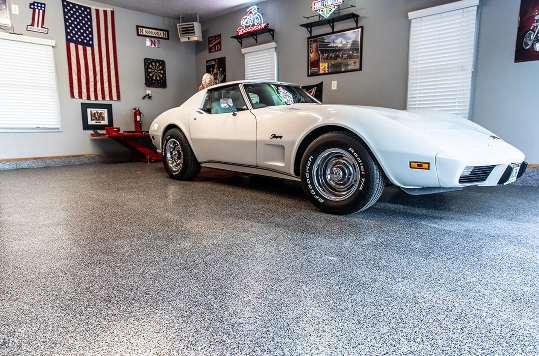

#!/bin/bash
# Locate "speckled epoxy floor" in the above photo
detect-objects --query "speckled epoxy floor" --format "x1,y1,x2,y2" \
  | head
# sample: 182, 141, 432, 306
0, 163, 538, 355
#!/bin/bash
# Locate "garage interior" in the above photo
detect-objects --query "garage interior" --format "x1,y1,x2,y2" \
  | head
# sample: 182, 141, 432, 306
1, 0, 539, 354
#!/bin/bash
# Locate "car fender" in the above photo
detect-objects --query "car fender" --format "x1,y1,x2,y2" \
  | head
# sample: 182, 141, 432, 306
291, 105, 444, 188
150, 107, 199, 158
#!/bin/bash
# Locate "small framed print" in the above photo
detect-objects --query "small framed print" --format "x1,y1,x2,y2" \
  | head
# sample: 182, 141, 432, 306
208, 34, 221, 53
81, 103, 113, 130
0, 0, 11, 27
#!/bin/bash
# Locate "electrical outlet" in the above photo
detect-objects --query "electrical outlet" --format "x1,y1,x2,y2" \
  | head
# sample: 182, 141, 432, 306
332, 81, 337, 90
146, 90, 151, 95
12, 4, 19, 14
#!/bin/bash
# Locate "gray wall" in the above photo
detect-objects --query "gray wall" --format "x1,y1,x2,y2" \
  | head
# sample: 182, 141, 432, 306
0, 0, 196, 160
473, 0, 539, 164
196, 0, 539, 164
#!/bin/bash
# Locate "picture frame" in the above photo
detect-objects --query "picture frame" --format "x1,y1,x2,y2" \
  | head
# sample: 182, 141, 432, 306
206, 57, 226, 84
81, 103, 113, 130
208, 34, 222, 53
515, 0, 539, 63
0, 0, 11, 27
308, 27, 363, 77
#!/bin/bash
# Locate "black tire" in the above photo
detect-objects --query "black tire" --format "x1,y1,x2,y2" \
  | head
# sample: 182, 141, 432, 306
300, 131, 384, 215
522, 30, 535, 50
162, 128, 201, 180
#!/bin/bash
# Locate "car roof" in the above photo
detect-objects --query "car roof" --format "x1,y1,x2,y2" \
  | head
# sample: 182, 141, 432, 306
208, 80, 300, 90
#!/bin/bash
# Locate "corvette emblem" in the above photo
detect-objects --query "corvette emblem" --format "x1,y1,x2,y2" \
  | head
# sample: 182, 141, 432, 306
270, 134, 283, 139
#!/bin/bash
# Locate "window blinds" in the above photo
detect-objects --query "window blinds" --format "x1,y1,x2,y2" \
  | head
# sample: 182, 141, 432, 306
407, 1, 479, 119
242, 42, 277, 81
0, 33, 61, 131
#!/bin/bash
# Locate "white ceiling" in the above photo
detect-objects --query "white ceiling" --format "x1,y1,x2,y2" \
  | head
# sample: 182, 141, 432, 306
93, 0, 261, 22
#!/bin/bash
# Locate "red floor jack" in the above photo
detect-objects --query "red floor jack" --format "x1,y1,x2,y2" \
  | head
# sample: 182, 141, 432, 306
90, 107, 162, 163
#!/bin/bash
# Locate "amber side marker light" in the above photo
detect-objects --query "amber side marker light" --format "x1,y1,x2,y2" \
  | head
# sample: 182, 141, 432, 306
410, 162, 430, 170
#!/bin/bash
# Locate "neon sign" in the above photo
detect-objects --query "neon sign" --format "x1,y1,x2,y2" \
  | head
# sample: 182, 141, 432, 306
311, 0, 344, 18
236, 6, 268, 35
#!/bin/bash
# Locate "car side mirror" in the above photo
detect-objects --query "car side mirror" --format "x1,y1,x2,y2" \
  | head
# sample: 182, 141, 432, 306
220, 98, 237, 116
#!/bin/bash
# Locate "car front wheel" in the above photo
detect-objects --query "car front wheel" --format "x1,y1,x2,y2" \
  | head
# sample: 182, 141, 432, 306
300, 131, 384, 215
162, 128, 201, 180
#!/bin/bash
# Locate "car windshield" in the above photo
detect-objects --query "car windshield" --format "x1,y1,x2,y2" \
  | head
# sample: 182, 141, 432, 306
243, 83, 318, 108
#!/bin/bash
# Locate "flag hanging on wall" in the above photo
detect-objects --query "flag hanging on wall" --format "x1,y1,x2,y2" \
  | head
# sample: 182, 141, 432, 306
62, 0, 120, 100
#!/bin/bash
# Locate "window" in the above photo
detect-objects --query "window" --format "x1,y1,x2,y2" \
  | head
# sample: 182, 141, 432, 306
242, 42, 277, 81
201, 85, 248, 115
0, 33, 61, 132
243, 83, 318, 108
407, 0, 479, 119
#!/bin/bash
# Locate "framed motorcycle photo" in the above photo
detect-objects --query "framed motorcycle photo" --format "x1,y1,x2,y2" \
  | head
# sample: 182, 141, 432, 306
515, 0, 539, 62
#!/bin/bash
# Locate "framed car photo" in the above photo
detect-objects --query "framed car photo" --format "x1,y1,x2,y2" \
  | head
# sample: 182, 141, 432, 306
81, 103, 113, 130
308, 27, 363, 77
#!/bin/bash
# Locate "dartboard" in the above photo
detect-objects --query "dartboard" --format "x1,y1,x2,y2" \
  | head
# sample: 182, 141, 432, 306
144, 58, 167, 88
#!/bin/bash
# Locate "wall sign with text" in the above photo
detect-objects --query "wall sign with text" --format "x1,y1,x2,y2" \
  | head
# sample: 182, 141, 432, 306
137, 25, 169, 40
208, 34, 221, 53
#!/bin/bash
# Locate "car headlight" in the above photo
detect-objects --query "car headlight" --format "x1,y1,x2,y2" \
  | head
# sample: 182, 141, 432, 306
151, 123, 159, 131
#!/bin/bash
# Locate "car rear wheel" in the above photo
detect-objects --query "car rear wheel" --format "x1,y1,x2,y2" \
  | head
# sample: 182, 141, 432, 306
300, 131, 384, 215
162, 128, 201, 180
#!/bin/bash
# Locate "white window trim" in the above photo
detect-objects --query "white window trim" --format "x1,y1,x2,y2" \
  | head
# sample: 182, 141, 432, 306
0, 32, 62, 132
242, 42, 277, 81
241, 41, 277, 54
408, 0, 479, 20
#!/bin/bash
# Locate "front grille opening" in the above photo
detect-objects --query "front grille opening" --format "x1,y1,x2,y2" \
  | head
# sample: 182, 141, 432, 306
459, 165, 496, 184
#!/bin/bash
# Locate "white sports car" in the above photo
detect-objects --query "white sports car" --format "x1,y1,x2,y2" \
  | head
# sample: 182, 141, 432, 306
149, 81, 527, 215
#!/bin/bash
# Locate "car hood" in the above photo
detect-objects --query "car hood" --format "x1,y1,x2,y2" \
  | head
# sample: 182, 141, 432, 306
359, 106, 496, 148
278, 104, 497, 149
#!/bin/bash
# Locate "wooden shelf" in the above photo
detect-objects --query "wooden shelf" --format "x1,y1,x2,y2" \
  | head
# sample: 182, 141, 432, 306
300, 12, 359, 36
231, 27, 275, 47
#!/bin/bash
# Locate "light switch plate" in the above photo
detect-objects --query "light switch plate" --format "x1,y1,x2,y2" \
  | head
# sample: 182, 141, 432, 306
332, 81, 337, 90
12, 4, 19, 14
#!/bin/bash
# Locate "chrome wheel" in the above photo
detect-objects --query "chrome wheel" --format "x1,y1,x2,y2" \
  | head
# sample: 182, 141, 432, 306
312, 148, 360, 201
523, 30, 535, 50
164, 138, 183, 172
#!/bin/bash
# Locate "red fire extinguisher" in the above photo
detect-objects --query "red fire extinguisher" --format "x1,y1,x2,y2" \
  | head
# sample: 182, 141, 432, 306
133, 107, 144, 132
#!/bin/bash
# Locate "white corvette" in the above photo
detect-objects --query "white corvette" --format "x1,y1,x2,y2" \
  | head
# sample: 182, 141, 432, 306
149, 81, 527, 215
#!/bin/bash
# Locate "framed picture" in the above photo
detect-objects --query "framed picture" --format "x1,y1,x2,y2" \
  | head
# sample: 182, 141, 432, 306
0, 0, 11, 27
208, 34, 221, 53
206, 57, 226, 84
515, 0, 539, 62
308, 27, 363, 77
81, 103, 113, 130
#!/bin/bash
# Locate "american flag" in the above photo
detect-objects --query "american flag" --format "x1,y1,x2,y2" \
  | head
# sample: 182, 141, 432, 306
29, 2, 46, 29
62, 0, 120, 100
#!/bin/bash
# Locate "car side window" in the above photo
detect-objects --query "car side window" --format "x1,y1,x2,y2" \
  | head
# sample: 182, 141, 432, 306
203, 85, 248, 115
201, 92, 213, 114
